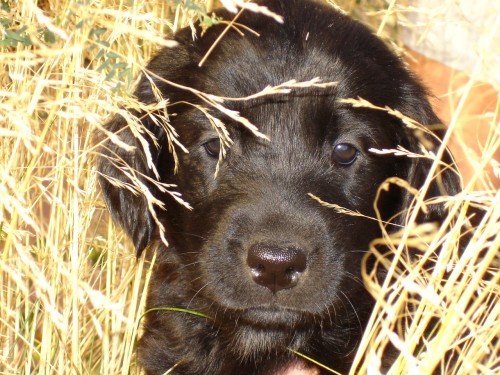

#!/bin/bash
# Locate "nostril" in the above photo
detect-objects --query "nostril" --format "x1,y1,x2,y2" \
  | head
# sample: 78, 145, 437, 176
255, 264, 265, 273
286, 266, 298, 277
250, 263, 266, 277
247, 243, 307, 293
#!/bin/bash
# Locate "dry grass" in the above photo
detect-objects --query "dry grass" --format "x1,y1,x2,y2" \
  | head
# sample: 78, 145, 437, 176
0, 0, 498, 374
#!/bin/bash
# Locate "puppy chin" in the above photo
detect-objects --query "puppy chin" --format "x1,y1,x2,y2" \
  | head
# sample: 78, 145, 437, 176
229, 324, 310, 362
238, 307, 309, 328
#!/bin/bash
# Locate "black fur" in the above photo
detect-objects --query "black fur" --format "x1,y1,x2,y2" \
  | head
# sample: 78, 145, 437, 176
98, 1, 460, 374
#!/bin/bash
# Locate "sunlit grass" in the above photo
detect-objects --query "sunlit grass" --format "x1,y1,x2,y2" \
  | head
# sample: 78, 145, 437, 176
0, 0, 497, 374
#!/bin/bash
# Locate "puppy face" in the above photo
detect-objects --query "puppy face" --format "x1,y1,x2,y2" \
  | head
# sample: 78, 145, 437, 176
163, 94, 401, 350
98, 0, 459, 373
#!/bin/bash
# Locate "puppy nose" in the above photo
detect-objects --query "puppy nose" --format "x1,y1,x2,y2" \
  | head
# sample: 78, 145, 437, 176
247, 243, 307, 293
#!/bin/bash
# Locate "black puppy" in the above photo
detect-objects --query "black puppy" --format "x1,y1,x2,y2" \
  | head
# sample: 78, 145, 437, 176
98, 0, 460, 374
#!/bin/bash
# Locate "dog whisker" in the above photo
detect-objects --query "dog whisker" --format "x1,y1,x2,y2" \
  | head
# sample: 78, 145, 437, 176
339, 291, 363, 333
171, 231, 208, 241
186, 280, 218, 309
176, 261, 203, 272
345, 271, 364, 288
322, 303, 334, 327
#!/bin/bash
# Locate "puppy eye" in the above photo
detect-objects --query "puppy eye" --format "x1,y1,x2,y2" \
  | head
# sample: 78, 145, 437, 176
203, 138, 221, 158
333, 143, 358, 165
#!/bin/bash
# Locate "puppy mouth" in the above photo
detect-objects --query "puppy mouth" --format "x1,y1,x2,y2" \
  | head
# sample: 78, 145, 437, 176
237, 306, 311, 329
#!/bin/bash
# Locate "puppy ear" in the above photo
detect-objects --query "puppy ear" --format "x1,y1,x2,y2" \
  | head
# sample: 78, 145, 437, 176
399, 86, 461, 223
98, 113, 161, 256
97, 36, 195, 255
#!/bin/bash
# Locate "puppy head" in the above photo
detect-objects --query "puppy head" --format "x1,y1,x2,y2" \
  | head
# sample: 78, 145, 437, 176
98, 0, 460, 359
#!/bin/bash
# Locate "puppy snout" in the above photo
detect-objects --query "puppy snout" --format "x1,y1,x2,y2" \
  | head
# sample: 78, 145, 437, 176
247, 243, 307, 293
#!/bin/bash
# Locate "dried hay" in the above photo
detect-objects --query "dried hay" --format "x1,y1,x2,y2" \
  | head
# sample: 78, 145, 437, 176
0, 0, 497, 373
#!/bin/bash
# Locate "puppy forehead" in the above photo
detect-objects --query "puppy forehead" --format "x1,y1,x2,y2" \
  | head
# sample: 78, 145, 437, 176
193, 10, 401, 104
166, 6, 407, 148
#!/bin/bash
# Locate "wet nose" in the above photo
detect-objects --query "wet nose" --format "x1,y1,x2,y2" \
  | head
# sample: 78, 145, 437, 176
247, 243, 307, 293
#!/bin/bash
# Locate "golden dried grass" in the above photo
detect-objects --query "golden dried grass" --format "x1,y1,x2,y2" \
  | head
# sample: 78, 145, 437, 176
0, 0, 497, 374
